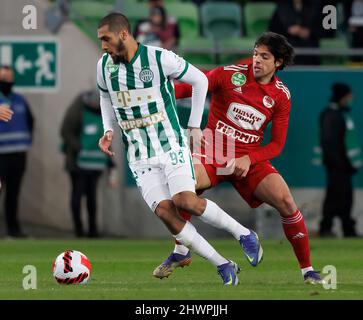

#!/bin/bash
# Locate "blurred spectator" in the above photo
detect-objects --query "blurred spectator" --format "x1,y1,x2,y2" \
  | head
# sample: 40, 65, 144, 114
269, 0, 321, 65
60, 90, 117, 238
319, 83, 362, 238
135, 2, 180, 51
0, 65, 34, 238
348, 0, 363, 62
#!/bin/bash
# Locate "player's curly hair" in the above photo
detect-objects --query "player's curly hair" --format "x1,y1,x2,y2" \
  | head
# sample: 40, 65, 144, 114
254, 32, 295, 71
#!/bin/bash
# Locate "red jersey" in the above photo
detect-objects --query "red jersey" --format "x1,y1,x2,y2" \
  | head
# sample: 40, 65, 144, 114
175, 63, 291, 165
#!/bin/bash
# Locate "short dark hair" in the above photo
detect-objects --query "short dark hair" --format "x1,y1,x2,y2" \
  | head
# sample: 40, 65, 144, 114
254, 32, 295, 71
98, 12, 131, 34
331, 83, 352, 102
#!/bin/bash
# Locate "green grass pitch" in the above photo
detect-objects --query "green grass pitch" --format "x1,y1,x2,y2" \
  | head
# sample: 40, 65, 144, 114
0, 238, 362, 300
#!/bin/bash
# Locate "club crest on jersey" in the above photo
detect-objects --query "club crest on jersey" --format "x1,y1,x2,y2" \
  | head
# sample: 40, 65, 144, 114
139, 68, 154, 83
231, 72, 246, 86
263, 95, 275, 108
107, 60, 119, 74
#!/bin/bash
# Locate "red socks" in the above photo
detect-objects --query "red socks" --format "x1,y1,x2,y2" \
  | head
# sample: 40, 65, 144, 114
281, 210, 312, 269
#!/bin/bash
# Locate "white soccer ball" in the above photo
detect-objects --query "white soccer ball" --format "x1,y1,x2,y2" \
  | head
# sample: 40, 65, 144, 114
52, 250, 91, 285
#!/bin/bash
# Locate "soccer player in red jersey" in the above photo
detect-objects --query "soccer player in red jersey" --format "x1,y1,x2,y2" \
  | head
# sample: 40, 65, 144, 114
153, 32, 323, 284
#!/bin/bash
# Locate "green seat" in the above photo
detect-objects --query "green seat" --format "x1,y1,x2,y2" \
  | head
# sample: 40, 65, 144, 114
244, 2, 276, 37
71, 1, 113, 19
165, 2, 199, 39
123, 3, 149, 32
319, 37, 349, 65
70, 1, 114, 44
218, 37, 255, 65
200, 2, 242, 40
179, 37, 216, 67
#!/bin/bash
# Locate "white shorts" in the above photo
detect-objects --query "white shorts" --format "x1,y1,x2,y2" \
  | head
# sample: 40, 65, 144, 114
129, 147, 196, 212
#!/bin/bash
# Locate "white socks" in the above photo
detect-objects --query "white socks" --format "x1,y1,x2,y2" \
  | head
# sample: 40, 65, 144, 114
174, 221, 228, 267
199, 199, 250, 239
174, 244, 189, 256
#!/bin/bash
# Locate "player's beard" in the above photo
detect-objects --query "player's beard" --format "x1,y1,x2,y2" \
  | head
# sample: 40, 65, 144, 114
111, 39, 127, 64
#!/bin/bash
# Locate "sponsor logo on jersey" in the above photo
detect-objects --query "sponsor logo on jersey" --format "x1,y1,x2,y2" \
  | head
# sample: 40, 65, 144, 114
216, 120, 261, 144
231, 72, 246, 86
263, 95, 275, 108
139, 68, 154, 83
227, 103, 266, 131
119, 111, 165, 130
106, 60, 119, 74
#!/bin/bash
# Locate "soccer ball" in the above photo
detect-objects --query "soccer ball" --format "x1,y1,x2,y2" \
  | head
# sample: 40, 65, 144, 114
52, 250, 91, 285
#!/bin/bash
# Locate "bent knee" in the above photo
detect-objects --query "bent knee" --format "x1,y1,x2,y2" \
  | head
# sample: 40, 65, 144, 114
172, 192, 200, 213
278, 194, 297, 216
155, 200, 176, 221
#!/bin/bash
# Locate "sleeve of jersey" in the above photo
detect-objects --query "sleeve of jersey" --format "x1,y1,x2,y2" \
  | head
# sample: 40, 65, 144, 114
178, 64, 208, 128
97, 58, 108, 93
99, 90, 116, 134
162, 50, 208, 128
174, 67, 221, 99
248, 100, 291, 165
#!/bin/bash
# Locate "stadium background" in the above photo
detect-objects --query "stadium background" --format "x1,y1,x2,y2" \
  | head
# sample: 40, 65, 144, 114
0, 0, 363, 241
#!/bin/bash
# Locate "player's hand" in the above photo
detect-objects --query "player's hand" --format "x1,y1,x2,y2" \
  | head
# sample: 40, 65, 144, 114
228, 155, 251, 179
187, 127, 209, 153
99, 130, 115, 157
0, 105, 13, 122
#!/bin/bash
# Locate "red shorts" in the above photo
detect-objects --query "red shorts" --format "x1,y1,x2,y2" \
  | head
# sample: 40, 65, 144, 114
193, 153, 279, 208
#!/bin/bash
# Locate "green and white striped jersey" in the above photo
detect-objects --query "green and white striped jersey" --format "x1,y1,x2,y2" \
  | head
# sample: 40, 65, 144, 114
97, 43, 189, 163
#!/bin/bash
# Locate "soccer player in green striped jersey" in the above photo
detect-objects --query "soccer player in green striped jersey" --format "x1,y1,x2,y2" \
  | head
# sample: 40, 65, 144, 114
97, 13, 260, 285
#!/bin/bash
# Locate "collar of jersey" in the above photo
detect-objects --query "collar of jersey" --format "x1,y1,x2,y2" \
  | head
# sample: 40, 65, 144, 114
125, 42, 144, 66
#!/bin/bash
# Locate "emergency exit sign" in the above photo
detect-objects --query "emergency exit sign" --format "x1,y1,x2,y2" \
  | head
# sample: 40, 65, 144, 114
0, 37, 58, 92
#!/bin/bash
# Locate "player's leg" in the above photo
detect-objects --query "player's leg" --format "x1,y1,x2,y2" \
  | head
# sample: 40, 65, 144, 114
155, 200, 239, 285
169, 150, 251, 240
153, 162, 209, 278
172, 190, 252, 246
173, 163, 209, 254
133, 164, 239, 285
253, 172, 323, 284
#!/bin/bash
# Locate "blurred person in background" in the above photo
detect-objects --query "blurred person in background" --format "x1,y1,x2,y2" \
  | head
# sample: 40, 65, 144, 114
269, 0, 322, 65
60, 90, 117, 238
135, 1, 180, 51
319, 83, 362, 238
0, 65, 34, 238
135, 6, 180, 51
347, 0, 363, 62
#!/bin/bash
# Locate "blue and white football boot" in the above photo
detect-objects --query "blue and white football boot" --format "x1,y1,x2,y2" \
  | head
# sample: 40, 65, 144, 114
239, 230, 263, 267
217, 260, 240, 286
